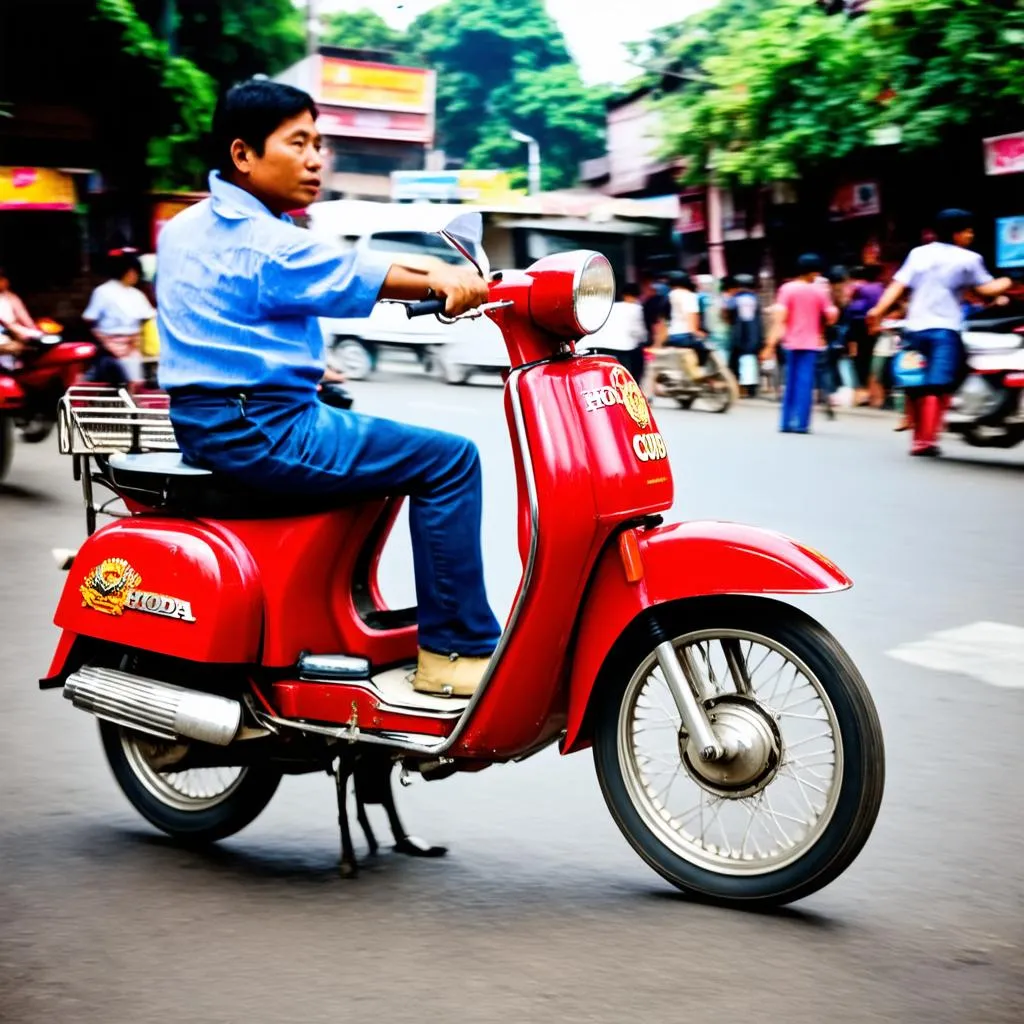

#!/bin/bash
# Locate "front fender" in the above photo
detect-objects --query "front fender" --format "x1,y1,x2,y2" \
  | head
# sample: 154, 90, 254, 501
562, 520, 851, 754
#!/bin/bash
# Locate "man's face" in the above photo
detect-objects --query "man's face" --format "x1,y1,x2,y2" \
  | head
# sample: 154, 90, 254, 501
0, 275, 9, 292
953, 227, 975, 248
232, 110, 323, 215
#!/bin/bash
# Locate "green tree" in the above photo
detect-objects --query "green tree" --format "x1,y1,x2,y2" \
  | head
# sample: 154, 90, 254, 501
320, 7, 410, 54
408, 0, 605, 188
95, 0, 218, 189
654, 0, 1024, 186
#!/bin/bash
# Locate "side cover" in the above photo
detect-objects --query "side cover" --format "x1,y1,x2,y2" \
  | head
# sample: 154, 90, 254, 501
52, 518, 263, 666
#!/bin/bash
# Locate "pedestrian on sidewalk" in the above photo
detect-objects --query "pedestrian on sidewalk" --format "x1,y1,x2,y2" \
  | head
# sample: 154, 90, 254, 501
584, 282, 648, 381
764, 254, 839, 434
846, 265, 886, 405
722, 273, 763, 397
868, 209, 1012, 457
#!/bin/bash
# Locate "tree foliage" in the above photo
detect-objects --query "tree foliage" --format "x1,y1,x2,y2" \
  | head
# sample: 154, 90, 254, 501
95, 0, 218, 189
655, 0, 1024, 186
407, 0, 606, 189
320, 8, 409, 54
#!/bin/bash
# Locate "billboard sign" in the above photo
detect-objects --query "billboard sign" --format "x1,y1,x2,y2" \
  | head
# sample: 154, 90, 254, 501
0, 166, 76, 210
391, 169, 518, 203
984, 132, 1024, 176
320, 57, 434, 113
996, 216, 1024, 269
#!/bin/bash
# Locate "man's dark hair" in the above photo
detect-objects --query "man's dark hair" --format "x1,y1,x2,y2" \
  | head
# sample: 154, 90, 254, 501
621, 283, 641, 299
212, 78, 319, 177
797, 253, 824, 275
935, 208, 974, 244
108, 251, 142, 280
861, 264, 883, 283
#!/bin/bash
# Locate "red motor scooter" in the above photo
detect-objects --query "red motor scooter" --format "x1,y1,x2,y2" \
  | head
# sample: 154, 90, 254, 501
0, 319, 95, 481
43, 215, 883, 907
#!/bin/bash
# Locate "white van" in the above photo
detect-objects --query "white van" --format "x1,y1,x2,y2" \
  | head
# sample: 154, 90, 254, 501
304, 200, 508, 384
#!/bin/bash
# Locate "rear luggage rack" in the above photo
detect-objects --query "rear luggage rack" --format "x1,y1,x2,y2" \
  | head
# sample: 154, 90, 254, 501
57, 386, 179, 535
57, 385, 177, 455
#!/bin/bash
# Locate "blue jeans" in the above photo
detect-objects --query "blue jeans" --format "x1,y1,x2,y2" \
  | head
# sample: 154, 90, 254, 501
901, 328, 965, 394
781, 349, 818, 432
169, 389, 502, 657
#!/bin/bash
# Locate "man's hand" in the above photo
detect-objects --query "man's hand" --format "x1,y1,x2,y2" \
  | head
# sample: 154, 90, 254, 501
425, 262, 489, 317
379, 255, 487, 316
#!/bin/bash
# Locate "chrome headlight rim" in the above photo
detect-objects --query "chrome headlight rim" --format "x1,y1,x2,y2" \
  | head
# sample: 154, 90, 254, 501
572, 252, 615, 336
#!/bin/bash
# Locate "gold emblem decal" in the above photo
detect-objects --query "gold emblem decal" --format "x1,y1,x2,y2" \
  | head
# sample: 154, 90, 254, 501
581, 367, 652, 430
80, 558, 196, 622
610, 365, 651, 430
81, 558, 141, 616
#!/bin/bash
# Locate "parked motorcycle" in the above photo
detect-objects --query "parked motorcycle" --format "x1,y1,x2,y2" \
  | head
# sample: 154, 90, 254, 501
647, 343, 740, 413
885, 307, 1024, 450
946, 310, 1024, 449
0, 320, 95, 481
43, 212, 883, 907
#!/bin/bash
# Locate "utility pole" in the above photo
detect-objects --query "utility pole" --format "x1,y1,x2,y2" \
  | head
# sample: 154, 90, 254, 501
510, 129, 542, 196
306, 0, 320, 59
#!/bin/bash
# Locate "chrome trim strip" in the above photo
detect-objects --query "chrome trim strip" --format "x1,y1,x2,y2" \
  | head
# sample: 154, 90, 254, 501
297, 654, 371, 681
431, 364, 540, 754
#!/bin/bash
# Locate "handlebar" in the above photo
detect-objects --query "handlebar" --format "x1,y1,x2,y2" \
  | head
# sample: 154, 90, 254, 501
405, 297, 449, 318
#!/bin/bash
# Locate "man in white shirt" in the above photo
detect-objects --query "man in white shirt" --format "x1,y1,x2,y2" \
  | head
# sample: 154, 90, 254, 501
868, 209, 1011, 456
83, 250, 156, 388
582, 283, 648, 380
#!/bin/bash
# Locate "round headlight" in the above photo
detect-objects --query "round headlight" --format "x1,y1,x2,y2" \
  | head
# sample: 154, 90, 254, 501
573, 253, 615, 335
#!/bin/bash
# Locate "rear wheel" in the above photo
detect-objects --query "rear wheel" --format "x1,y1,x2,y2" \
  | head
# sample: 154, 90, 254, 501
592, 597, 884, 907
100, 721, 281, 842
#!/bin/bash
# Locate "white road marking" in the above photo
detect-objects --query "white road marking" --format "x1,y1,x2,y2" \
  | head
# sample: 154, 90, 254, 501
887, 621, 1024, 690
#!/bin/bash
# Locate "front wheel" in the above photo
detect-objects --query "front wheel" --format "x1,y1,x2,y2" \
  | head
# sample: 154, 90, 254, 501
592, 596, 884, 907
100, 721, 281, 842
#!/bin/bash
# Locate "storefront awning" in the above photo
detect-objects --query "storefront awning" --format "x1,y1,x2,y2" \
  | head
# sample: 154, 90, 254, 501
0, 167, 76, 211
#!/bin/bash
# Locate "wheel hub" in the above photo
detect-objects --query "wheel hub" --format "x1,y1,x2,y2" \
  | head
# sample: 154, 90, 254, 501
680, 696, 781, 798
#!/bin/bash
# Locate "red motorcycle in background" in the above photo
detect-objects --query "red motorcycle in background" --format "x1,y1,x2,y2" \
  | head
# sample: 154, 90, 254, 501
42, 212, 884, 908
0, 319, 95, 481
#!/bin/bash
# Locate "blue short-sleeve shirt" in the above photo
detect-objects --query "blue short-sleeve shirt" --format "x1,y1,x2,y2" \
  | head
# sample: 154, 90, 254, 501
156, 172, 392, 394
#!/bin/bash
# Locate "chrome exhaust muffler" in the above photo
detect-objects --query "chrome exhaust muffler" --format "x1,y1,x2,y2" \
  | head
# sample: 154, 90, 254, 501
63, 665, 241, 747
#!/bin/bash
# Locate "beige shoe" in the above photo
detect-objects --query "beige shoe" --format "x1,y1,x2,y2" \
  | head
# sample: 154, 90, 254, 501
412, 648, 490, 697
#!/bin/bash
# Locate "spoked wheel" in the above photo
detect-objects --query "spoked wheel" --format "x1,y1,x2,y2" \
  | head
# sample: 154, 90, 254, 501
593, 597, 884, 907
100, 721, 281, 842
698, 368, 738, 413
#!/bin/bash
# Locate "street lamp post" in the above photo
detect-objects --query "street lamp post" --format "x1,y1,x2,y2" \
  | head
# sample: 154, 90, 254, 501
510, 129, 542, 196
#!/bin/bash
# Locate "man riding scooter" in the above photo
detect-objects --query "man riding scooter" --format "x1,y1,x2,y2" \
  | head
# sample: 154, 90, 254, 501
157, 79, 501, 698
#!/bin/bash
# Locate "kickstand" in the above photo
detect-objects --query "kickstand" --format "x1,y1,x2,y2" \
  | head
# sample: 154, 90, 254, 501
354, 751, 448, 859
333, 754, 359, 879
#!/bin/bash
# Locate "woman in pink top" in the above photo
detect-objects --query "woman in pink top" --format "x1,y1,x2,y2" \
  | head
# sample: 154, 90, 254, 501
765, 254, 838, 433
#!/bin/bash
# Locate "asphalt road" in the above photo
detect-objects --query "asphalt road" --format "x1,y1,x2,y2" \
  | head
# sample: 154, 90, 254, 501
2, 373, 1023, 1024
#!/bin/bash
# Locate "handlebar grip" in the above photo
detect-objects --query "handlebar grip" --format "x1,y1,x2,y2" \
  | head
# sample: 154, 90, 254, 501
405, 297, 448, 318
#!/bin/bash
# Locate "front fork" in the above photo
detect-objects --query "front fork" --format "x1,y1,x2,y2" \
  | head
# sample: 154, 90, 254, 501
650, 618, 749, 764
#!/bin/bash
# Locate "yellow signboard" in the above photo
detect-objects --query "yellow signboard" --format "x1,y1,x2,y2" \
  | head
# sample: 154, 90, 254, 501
320, 57, 434, 113
0, 167, 76, 210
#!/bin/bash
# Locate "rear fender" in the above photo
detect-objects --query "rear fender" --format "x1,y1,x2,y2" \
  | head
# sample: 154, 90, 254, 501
561, 520, 852, 754
52, 518, 263, 665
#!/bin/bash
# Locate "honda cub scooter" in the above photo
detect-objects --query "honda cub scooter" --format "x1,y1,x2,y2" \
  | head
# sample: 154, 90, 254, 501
43, 212, 883, 907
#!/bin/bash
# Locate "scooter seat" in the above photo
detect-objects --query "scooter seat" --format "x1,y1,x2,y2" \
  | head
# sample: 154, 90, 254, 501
107, 452, 358, 519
